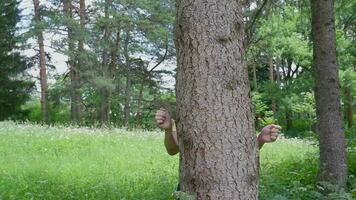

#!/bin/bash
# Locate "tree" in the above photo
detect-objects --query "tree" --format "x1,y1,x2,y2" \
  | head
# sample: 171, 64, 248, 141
62, 0, 82, 124
336, 0, 356, 129
33, 0, 50, 124
0, 0, 33, 120
311, 0, 347, 187
175, 1, 258, 199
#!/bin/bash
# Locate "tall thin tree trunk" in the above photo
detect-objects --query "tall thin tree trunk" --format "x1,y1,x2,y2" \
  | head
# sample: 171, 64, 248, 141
136, 83, 144, 126
344, 75, 353, 128
175, 1, 258, 199
269, 57, 277, 115
285, 110, 292, 131
252, 61, 257, 90
124, 76, 131, 126
275, 63, 280, 83
64, 0, 81, 124
33, 0, 50, 124
107, 31, 120, 123
74, 0, 86, 122
123, 30, 131, 127
346, 88, 353, 128
99, 0, 112, 124
311, 0, 347, 187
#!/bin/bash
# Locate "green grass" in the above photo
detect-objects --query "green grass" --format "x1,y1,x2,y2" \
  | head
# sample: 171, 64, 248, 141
0, 121, 354, 200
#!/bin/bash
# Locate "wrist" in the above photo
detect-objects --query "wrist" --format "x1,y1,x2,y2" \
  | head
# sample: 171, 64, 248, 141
164, 127, 173, 134
257, 133, 265, 144
164, 119, 174, 132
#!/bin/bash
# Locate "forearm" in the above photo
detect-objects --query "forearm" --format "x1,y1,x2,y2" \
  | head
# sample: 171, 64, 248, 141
258, 134, 265, 149
164, 128, 179, 155
258, 139, 264, 149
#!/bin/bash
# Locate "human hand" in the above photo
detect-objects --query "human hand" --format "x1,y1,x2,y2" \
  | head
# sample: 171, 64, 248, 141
258, 124, 281, 144
155, 108, 172, 130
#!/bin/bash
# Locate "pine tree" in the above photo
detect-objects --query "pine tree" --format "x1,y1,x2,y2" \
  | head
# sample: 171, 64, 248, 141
175, 0, 258, 199
311, 0, 347, 188
0, 0, 34, 120
33, 0, 50, 124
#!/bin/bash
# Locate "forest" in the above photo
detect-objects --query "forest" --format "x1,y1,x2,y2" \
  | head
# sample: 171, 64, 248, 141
0, 0, 355, 199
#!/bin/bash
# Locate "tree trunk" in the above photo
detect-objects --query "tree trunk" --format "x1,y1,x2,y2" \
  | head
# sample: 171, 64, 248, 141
346, 87, 353, 128
285, 110, 292, 131
175, 1, 259, 199
136, 83, 144, 126
108, 31, 121, 123
311, 0, 347, 187
33, 0, 50, 124
64, 0, 81, 124
123, 30, 131, 127
75, 0, 86, 122
252, 62, 257, 90
124, 76, 131, 126
269, 57, 277, 115
344, 77, 353, 128
99, 0, 112, 124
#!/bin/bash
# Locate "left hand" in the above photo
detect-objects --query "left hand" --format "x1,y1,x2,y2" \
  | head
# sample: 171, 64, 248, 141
258, 124, 281, 144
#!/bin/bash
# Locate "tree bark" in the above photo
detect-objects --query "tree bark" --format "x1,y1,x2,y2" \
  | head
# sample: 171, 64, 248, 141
175, 1, 259, 199
311, 0, 347, 187
33, 0, 50, 124
63, 0, 81, 124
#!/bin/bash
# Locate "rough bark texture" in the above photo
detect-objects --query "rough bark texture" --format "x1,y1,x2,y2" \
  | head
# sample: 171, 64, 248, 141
311, 0, 347, 187
175, 1, 259, 199
33, 0, 50, 124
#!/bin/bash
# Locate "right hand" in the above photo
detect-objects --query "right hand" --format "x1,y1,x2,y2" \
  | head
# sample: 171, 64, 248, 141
155, 108, 172, 130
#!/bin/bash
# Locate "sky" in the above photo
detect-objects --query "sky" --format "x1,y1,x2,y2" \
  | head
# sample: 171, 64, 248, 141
19, 0, 176, 90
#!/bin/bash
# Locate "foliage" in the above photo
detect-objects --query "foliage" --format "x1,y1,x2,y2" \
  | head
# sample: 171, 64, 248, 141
0, 0, 34, 121
251, 92, 275, 129
0, 122, 354, 199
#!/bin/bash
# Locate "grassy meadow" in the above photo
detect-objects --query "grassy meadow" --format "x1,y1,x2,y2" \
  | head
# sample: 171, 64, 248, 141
0, 121, 354, 200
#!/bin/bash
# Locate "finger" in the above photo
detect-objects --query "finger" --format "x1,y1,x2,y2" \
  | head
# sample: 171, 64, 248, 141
156, 110, 166, 115
156, 112, 167, 119
155, 116, 165, 121
271, 124, 282, 130
155, 112, 162, 118
271, 132, 278, 137
270, 135, 277, 141
156, 119, 163, 124
155, 113, 164, 118
270, 128, 280, 133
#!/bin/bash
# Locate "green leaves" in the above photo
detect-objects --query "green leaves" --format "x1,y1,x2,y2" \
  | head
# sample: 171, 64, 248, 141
0, 0, 34, 121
